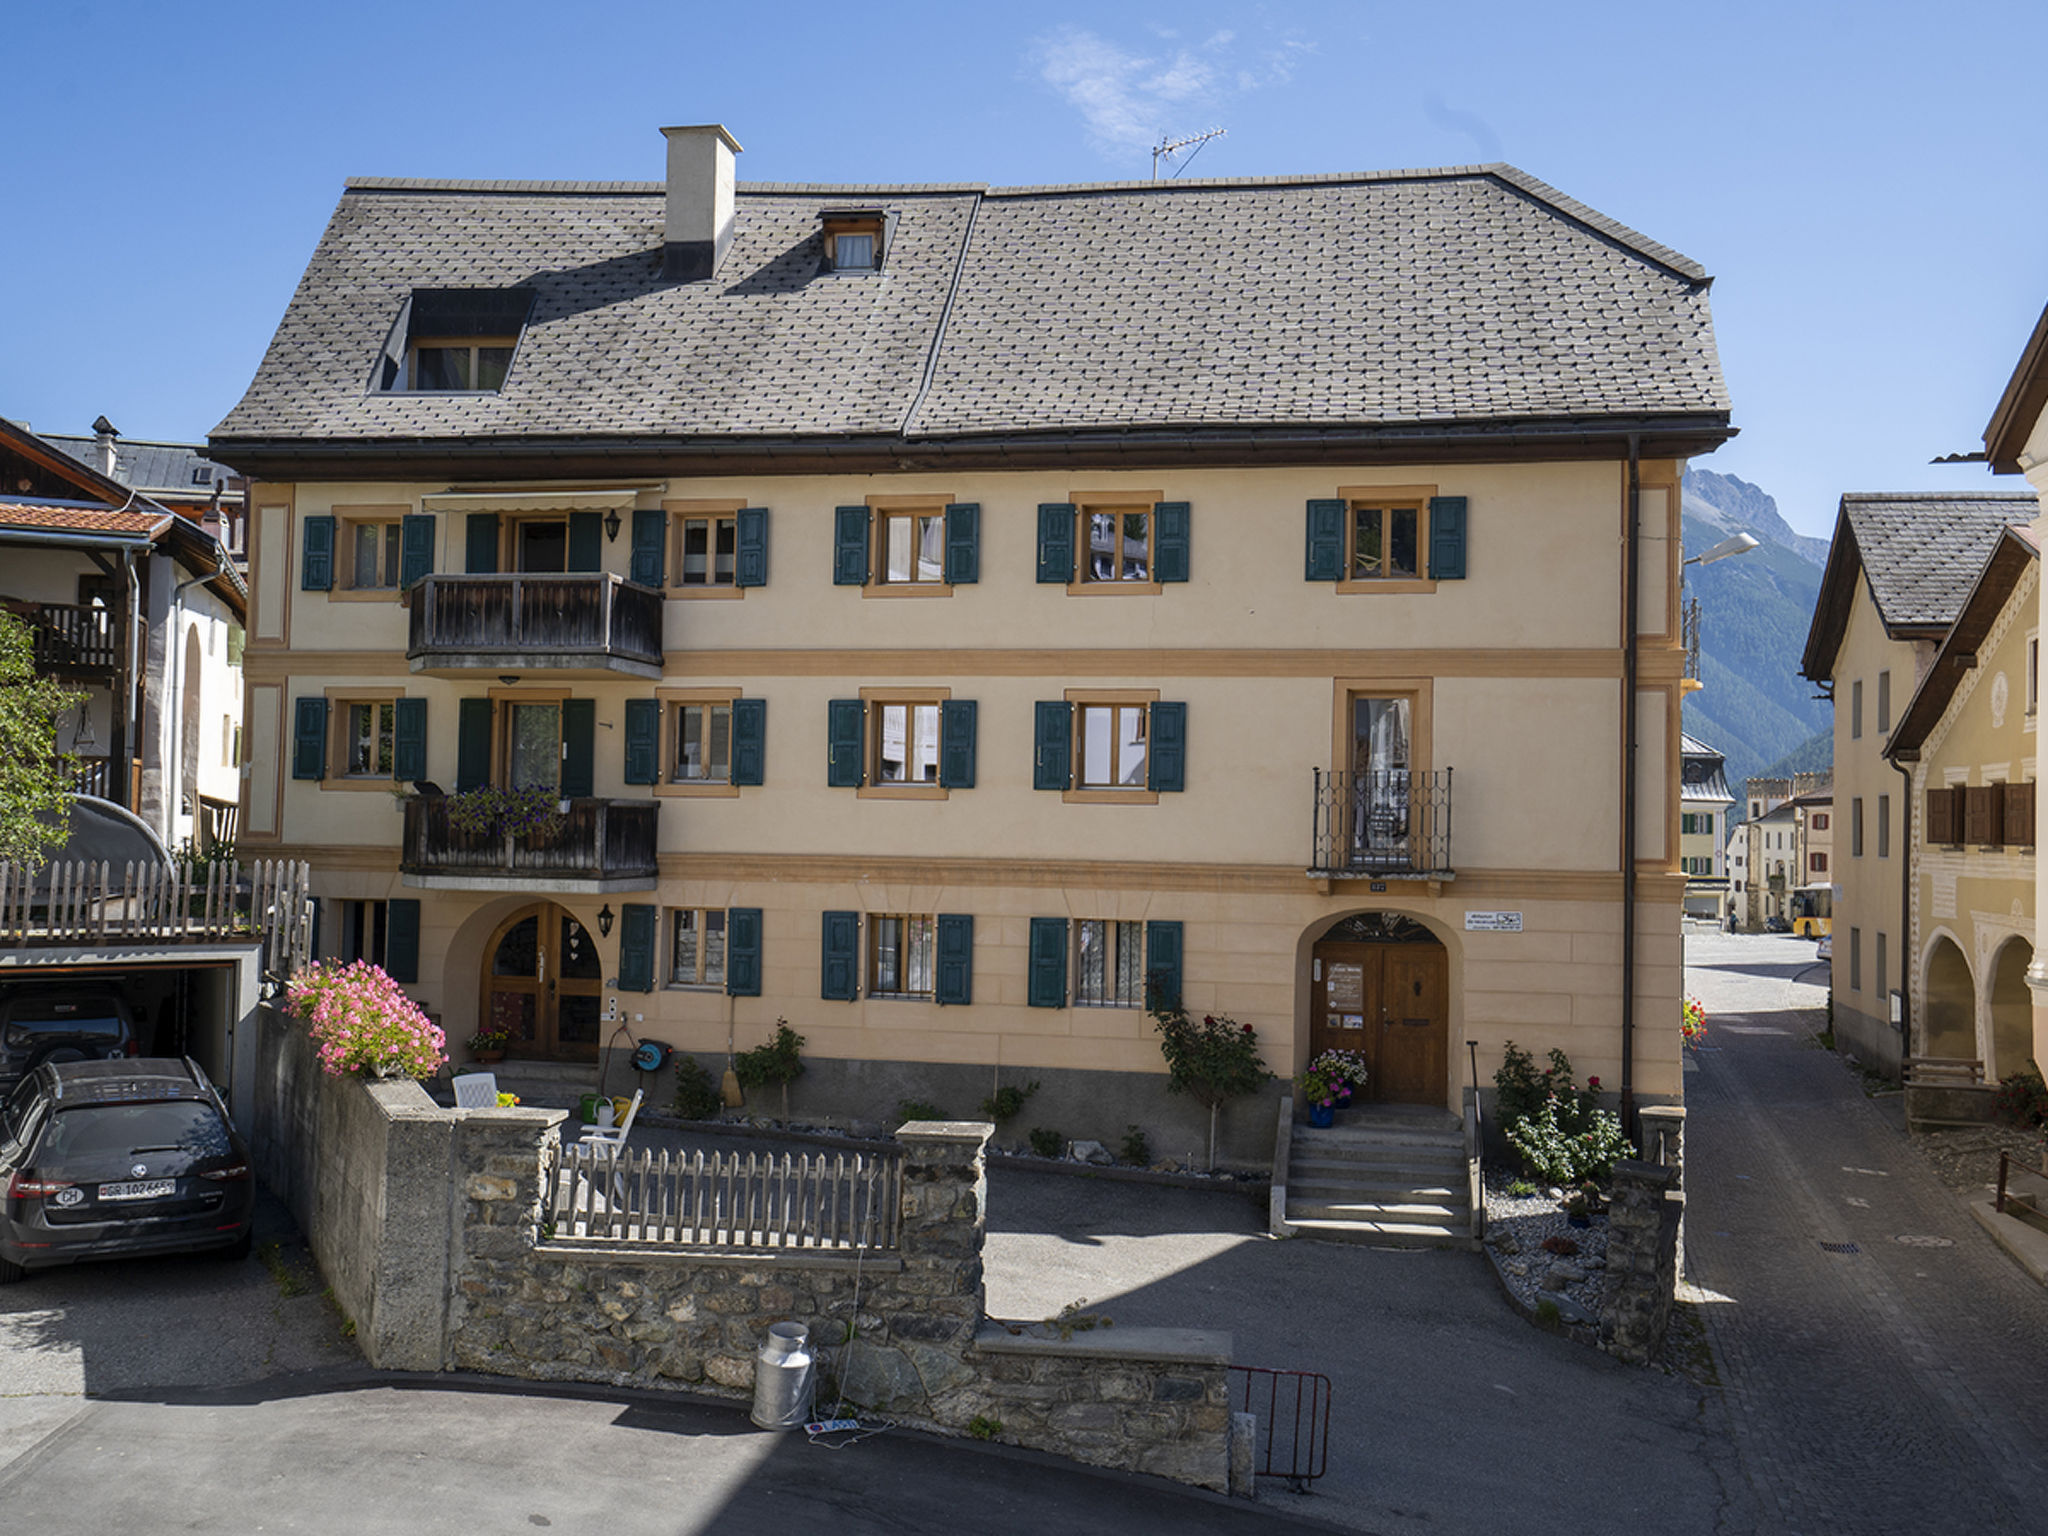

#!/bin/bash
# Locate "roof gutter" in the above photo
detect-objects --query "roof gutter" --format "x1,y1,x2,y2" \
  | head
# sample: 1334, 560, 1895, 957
0, 527, 159, 551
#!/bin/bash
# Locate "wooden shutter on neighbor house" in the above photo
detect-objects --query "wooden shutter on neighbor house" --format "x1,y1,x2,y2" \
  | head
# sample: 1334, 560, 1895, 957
301, 516, 336, 591
1965, 784, 2006, 847
1034, 701, 1072, 790
1428, 496, 1468, 580
726, 908, 763, 997
567, 511, 603, 573
399, 513, 435, 589
560, 699, 595, 799
735, 508, 769, 587
1925, 786, 1962, 846
1153, 501, 1191, 582
456, 698, 493, 792
827, 699, 865, 787
2007, 781, 2036, 847
1304, 499, 1346, 581
944, 503, 980, 586
617, 903, 656, 992
821, 910, 860, 1000
833, 507, 869, 585
629, 508, 665, 586
623, 698, 660, 785
939, 699, 977, 789
731, 698, 767, 786
1028, 917, 1068, 1008
384, 899, 421, 984
291, 698, 328, 780
1144, 921, 1184, 1013
935, 913, 974, 1005
1036, 503, 1076, 583
392, 698, 428, 783
466, 512, 501, 574
1147, 701, 1187, 793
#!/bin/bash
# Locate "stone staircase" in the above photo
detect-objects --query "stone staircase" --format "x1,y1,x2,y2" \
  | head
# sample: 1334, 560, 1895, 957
1277, 1105, 1475, 1249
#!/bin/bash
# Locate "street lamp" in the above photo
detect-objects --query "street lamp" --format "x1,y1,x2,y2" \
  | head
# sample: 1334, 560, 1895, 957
1684, 531, 1760, 567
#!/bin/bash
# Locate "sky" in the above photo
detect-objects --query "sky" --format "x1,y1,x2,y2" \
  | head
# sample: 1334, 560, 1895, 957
4, 0, 2044, 541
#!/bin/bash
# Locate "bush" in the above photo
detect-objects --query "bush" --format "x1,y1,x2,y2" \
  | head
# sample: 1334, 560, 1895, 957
671, 1054, 723, 1120
979, 1080, 1039, 1124
733, 1020, 805, 1124
1150, 1001, 1271, 1169
896, 1098, 947, 1124
1993, 1063, 2048, 1130
1028, 1127, 1064, 1158
1495, 1041, 1576, 1128
1120, 1124, 1151, 1165
286, 960, 445, 1079
1505, 1094, 1632, 1185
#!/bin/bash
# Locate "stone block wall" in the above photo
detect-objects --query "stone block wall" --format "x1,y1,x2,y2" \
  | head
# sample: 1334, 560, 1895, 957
1597, 1159, 1683, 1365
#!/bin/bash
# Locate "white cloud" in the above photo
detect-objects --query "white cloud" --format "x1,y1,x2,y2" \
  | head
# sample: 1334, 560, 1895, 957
1033, 24, 1313, 161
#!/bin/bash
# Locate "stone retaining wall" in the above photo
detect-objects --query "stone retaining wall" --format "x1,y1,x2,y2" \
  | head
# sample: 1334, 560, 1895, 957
1597, 1159, 1683, 1365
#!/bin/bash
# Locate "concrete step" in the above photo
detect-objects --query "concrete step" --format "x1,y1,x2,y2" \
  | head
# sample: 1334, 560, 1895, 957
1293, 1121, 1463, 1151
1288, 1197, 1464, 1224
1290, 1148, 1466, 1176
1289, 1175, 1463, 1202
1283, 1215, 1476, 1249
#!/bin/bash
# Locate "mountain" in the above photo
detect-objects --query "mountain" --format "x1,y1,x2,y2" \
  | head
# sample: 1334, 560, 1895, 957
1678, 468, 1833, 808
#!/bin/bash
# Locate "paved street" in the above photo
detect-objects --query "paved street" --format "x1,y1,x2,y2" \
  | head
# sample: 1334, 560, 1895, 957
1683, 931, 2048, 1534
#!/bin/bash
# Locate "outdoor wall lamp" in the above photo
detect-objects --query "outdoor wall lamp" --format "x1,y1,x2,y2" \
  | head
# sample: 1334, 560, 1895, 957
603, 508, 623, 543
597, 904, 615, 938
499, 674, 520, 686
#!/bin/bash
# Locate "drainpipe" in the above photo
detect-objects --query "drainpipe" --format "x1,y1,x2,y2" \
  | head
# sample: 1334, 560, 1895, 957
118, 549, 138, 813
1893, 756, 1916, 1061
1621, 436, 1642, 1135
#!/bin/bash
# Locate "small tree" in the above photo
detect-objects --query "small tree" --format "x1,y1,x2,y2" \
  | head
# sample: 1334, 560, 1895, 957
1149, 998, 1270, 1170
733, 1019, 805, 1127
0, 611, 80, 869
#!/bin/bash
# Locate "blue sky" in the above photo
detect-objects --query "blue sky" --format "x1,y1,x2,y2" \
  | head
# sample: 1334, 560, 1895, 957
4, 0, 2042, 540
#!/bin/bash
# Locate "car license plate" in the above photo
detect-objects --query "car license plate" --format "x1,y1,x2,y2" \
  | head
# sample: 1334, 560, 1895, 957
98, 1179, 176, 1202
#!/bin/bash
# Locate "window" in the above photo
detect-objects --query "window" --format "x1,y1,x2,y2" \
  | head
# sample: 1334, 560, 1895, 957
678, 514, 737, 587
1810, 852, 1828, 874
1681, 812, 1714, 835
877, 508, 946, 586
827, 691, 975, 797
1877, 670, 1891, 733
634, 691, 760, 794
835, 500, 977, 591
1350, 500, 1422, 581
833, 232, 874, 270
1080, 506, 1153, 585
374, 287, 533, 394
670, 909, 728, 988
407, 338, 516, 392
308, 692, 420, 789
1035, 693, 1185, 799
1852, 679, 1863, 739
871, 914, 936, 997
820, 211, 885, 272
2030, 637, 2039, 717
340, 701, 395, 777
1875, 932, 1887, 996
339, 900, 387, 967
1878, 794, 1890, 858
1851, 798, 1864, 857
1304, 488, 1465, 590
673, 701, 731, 783
1077, 702, 1149, 789
1075, 919, 1147, 1007
874, 700, 941, 785
1810, 813, 1829, 832
651, 502, 765, 592
341, 513, 404, 593
1850, 927, 1862, 991
506, 701, 562, 791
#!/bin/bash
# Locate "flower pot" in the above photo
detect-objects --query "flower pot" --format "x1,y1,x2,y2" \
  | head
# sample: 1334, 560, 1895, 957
472, 1050, 505, 1065
1307, 1101, 1335, 1128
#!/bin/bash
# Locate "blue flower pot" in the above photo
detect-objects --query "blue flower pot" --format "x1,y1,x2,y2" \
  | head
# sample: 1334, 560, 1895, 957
1307, 1101, 1335, 1128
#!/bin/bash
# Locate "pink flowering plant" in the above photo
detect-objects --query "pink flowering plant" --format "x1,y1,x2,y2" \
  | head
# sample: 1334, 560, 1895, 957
287, 960, 447, 1079
1299, 1048, 1369, 1109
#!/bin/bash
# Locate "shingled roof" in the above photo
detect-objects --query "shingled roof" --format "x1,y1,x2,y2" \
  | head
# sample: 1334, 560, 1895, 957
1887, 523, 2040, 757
1800, 491, 2039, 681
212, 163, 1730, 477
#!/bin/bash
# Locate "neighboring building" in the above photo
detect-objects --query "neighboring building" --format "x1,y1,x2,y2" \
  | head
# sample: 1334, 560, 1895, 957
208, 127, 1733, 1156
1679, 733, 1734, 923
1883, 523, 2037, 1079
1746, 800, 1799, 929
1802, 493, 2037, 1072
41, 416, 248, 567
1725, 816, 1749, 926
0, 417, 246, 853
1789, 786, 1834, 934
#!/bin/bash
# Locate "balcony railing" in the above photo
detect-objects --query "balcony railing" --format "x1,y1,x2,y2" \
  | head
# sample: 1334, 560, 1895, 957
7, 600, 118, 675
407, 574, 663, 677
1308, 768, 1454, 878
401, 796, 658, 889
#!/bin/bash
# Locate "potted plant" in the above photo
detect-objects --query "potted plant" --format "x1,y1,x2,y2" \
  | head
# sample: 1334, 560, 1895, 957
1682, 995, 1708, 1050
285, 959, 447, 1080
468, 1025, 511, 1064
1298, 1049, 1366, 1128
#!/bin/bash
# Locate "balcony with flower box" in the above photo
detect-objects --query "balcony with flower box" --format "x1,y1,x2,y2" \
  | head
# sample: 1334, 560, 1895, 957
400, 791, 659, 893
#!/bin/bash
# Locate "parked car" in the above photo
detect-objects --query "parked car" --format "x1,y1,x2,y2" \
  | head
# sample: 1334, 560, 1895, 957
0, 1057, 253, 1282
1816, 934, 1834, 962
1765, 915, 1792, 934
0, 985, 138, 1093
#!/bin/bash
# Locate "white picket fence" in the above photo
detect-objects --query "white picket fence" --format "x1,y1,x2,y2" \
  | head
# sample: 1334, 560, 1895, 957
0, 858, 314, 980
547, 1143, 901, 1252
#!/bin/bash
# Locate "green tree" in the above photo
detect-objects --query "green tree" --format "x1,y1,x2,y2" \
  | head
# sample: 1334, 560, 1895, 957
0, 611, 79, 868
1150, 1000, 1270, 1170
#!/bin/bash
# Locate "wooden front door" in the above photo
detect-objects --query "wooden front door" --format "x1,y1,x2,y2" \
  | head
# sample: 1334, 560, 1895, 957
1310, 938, 1448, 1106
483, 904, 604, 1061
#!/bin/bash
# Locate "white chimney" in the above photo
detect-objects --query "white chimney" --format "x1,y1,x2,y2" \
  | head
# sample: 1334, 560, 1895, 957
661, 124, 742, 282
92, 414, 120, 478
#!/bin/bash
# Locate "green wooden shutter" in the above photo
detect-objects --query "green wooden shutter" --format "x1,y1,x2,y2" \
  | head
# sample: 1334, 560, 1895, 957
561, 698, 595, 798
732, 697, 767, 786
385, 899, 421, 984
568, 511, 603, 573
936, 914, 974, 1006
1428, 496, 1468, 580
827, 699, 865, 787
944, 502, 980, 585
1147, 701, 1187, 793
1034, 701, 1072, 790
290, 697, 327, 780
1154, 502, 1191, 582
833, 506, 869, 585
465, 512, 500, 574
1144, 920, 1183, 1013
629, 507, 666, 586
1028, 917, 1068, 1009
726, 907, 763, 997
399, 513, 435, 590
301, 515, 335, 591
618, 903, 656, 992
1305, 499, 1346, 581
623, 698, 660, 785
939, 699, 977, 789
456, 698, 493, 791
393, 698, 427, 782
821, 910, 860, 1000
1037, 503, 1076, 583
735, 507, 770, 587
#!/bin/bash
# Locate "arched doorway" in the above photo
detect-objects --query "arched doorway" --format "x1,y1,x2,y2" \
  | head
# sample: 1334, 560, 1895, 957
482, 903, 603, 1060
1922, 935, 1976, 1060
1311, 913, 1448, 1106
1989, 939, 2033, 1080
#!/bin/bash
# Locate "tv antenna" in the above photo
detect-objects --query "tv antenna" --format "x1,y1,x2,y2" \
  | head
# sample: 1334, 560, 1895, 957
1152, 127, 1226, 181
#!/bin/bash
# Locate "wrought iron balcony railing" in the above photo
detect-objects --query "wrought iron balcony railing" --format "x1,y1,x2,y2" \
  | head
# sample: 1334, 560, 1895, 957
1308, 768, 1454, 878
407, 574, 663, 678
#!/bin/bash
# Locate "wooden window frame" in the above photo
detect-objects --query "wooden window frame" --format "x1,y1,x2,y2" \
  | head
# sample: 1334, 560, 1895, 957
868, 912, 937, 999
488, 685, 571, 792
666, 499, 746, 599
656, 686, 742, 799
866, 495, 953, 597
824, 216, 885, 273
396, 335, 519, 394
1336, 484, 1437, 595
1063, 687, 1160, 805
331, 507, 410, 602
1067, 491, 1163, 596
858, 685, 952, 800
667, 906, 730, 989
321, 687, 406, 792
1073, 918, 1147, 1008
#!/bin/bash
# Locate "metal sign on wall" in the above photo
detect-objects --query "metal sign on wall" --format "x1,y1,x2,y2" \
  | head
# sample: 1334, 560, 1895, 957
1464, 911, 1523, 932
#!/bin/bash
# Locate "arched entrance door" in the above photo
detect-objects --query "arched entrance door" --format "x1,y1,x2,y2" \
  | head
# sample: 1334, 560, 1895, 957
1923, 935, 1976, 1060
482, 904, 603, 1061
1311, 913, 1448, 1106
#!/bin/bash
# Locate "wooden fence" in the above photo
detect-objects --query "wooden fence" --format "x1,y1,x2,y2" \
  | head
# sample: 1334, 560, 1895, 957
0, 858, 314, 980
547, 1143, 901, 1251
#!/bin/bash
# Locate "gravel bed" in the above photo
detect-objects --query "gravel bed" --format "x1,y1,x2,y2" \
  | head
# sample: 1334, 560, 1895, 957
1480, 1166, 1609, 1328
1911, 1123, 2048, 1200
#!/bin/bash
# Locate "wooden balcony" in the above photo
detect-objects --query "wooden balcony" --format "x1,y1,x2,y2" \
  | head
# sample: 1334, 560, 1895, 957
407, 574, 663, 679
1308, 768, 1455, 879
6, 600, 118, 677
400, 796, 659, 893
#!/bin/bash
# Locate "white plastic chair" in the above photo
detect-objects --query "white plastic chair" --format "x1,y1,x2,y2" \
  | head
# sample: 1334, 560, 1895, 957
452, 1072, 499, 1110
579, 1088, 642, 1150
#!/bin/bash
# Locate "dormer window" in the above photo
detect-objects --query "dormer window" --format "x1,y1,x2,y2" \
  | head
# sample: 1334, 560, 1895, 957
820, 208, 888, 273
374, 287, 534, 394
